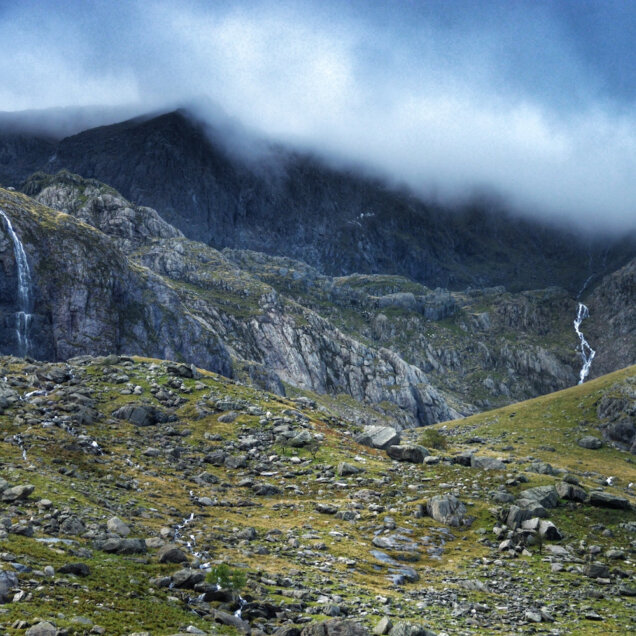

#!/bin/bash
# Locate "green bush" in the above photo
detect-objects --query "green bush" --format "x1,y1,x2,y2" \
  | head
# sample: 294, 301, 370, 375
206, 563, 247, 590
418, 428, 448, 450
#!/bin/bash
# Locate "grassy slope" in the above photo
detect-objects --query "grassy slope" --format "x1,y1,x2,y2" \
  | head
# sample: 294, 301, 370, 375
0, 358, 633, 635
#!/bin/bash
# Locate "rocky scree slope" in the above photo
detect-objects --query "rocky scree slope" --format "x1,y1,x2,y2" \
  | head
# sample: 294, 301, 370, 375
3, 109, 635, 294
1, 176, 454, 428
223, 250, 599, 411
0, 355, 634, 635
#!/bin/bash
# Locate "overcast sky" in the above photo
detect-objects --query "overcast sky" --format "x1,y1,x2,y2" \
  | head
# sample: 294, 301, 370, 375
1, 0, 635, 233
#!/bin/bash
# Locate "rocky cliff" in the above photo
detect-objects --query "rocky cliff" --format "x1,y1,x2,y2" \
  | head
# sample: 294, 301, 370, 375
3, 109, 635, 294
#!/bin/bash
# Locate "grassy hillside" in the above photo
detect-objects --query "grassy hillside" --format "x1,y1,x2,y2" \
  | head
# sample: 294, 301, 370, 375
0, 356, 633, 635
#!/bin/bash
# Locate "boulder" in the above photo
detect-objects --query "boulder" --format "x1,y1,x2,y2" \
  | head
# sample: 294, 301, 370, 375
426, 495, 467, 527
556, 481, 588, 502
157, 543, 189, 563
387, 445, 429, 463
25, 622, 57, 636
112, 402, 173, 426
59, 562, 90, 577
301, 619, 370, 636
589, 491, 631, 510
471, 455, 505, 470
388, 622, 437, 636
578, 436, 602, 449
518, 485, 559, 509
355, 426, 400, 450
107, 516, 130, 537
1, 484, 34, 502
0, 570, 18, 603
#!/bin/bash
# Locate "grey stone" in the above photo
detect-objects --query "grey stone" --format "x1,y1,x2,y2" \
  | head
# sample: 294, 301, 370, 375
0, 570, 18, 603
25, 622, 57, 636
518, 485, 559, 509
373, 617, 393, 636
589, 491, 631, 510
471, 455, 505, 470
578, 435, 602, 449
355, 426, 400, 450
1, 484, 34, 502
157, 544, 188, 563
556, 481, 588, 502
107, 516, 130, 537
59, 562, 90, 577
427, 495, 467, 527
387, 445, 429, 464
388, 621, 436, 636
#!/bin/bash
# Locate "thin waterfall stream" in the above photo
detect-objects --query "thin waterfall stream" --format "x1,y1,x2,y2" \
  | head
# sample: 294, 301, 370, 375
573, 302, 596, 384
0, 209, 33, 357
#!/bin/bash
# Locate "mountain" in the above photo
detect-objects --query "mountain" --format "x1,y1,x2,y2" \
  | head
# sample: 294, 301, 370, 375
2, 108, 635, 294
1, 170, 634, 428
0, 354, 633, 634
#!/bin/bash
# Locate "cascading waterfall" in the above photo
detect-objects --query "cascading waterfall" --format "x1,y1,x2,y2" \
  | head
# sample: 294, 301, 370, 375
573, 303, 596, 384
0, 209, 33, 357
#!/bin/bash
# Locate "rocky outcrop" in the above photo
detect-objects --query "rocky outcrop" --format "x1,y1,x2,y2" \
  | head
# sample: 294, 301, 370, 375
0, 183, 455, 427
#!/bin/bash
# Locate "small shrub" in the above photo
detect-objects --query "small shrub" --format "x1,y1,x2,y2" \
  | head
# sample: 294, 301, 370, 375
206, 563, 247, 591
418, 428, 448, 450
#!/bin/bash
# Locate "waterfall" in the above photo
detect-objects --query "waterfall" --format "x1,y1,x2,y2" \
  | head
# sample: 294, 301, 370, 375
573, 303, 595, 384
0, 209, 33, 357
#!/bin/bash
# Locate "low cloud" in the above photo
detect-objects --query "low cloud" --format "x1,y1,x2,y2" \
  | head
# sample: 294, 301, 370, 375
1, 0, 635, 233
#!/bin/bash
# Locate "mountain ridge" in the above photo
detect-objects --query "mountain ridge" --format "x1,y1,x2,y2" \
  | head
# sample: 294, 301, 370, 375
2, 108, 634, 295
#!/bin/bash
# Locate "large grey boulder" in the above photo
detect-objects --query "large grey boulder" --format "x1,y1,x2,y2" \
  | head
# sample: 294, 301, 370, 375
426, 495, 467, 527
518, 485, 559, 509
0, 570, 18, 603
355, 426, 400, 450
25, 622, 57, 636
301, 619, 370, 636
589, 491, 631, 510
389, 622, 437, 636
471, 455, 505, 470
387, 445, 429, 464
556, 481, 588, 502
578, 435, 603, 449
112, 402, 172, 426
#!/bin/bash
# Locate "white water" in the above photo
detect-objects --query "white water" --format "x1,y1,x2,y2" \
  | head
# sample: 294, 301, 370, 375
573, 303, 596, 384
0, 209, 33, 357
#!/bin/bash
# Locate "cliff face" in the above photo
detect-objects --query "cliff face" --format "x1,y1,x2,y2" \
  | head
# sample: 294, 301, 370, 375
0, 178, 455, 427
3, 109, 634, 294
2, 171, 632, 428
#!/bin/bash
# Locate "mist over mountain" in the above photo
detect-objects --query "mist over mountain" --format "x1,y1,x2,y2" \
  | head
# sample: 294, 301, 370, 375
2, 1, 636, 232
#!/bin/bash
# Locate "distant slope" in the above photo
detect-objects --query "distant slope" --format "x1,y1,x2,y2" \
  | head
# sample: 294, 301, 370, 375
2, 108, 634, 293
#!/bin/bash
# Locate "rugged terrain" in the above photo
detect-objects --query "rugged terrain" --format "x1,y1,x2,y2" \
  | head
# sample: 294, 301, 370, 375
3, 173, 634, 428
0, 355, 634, 635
